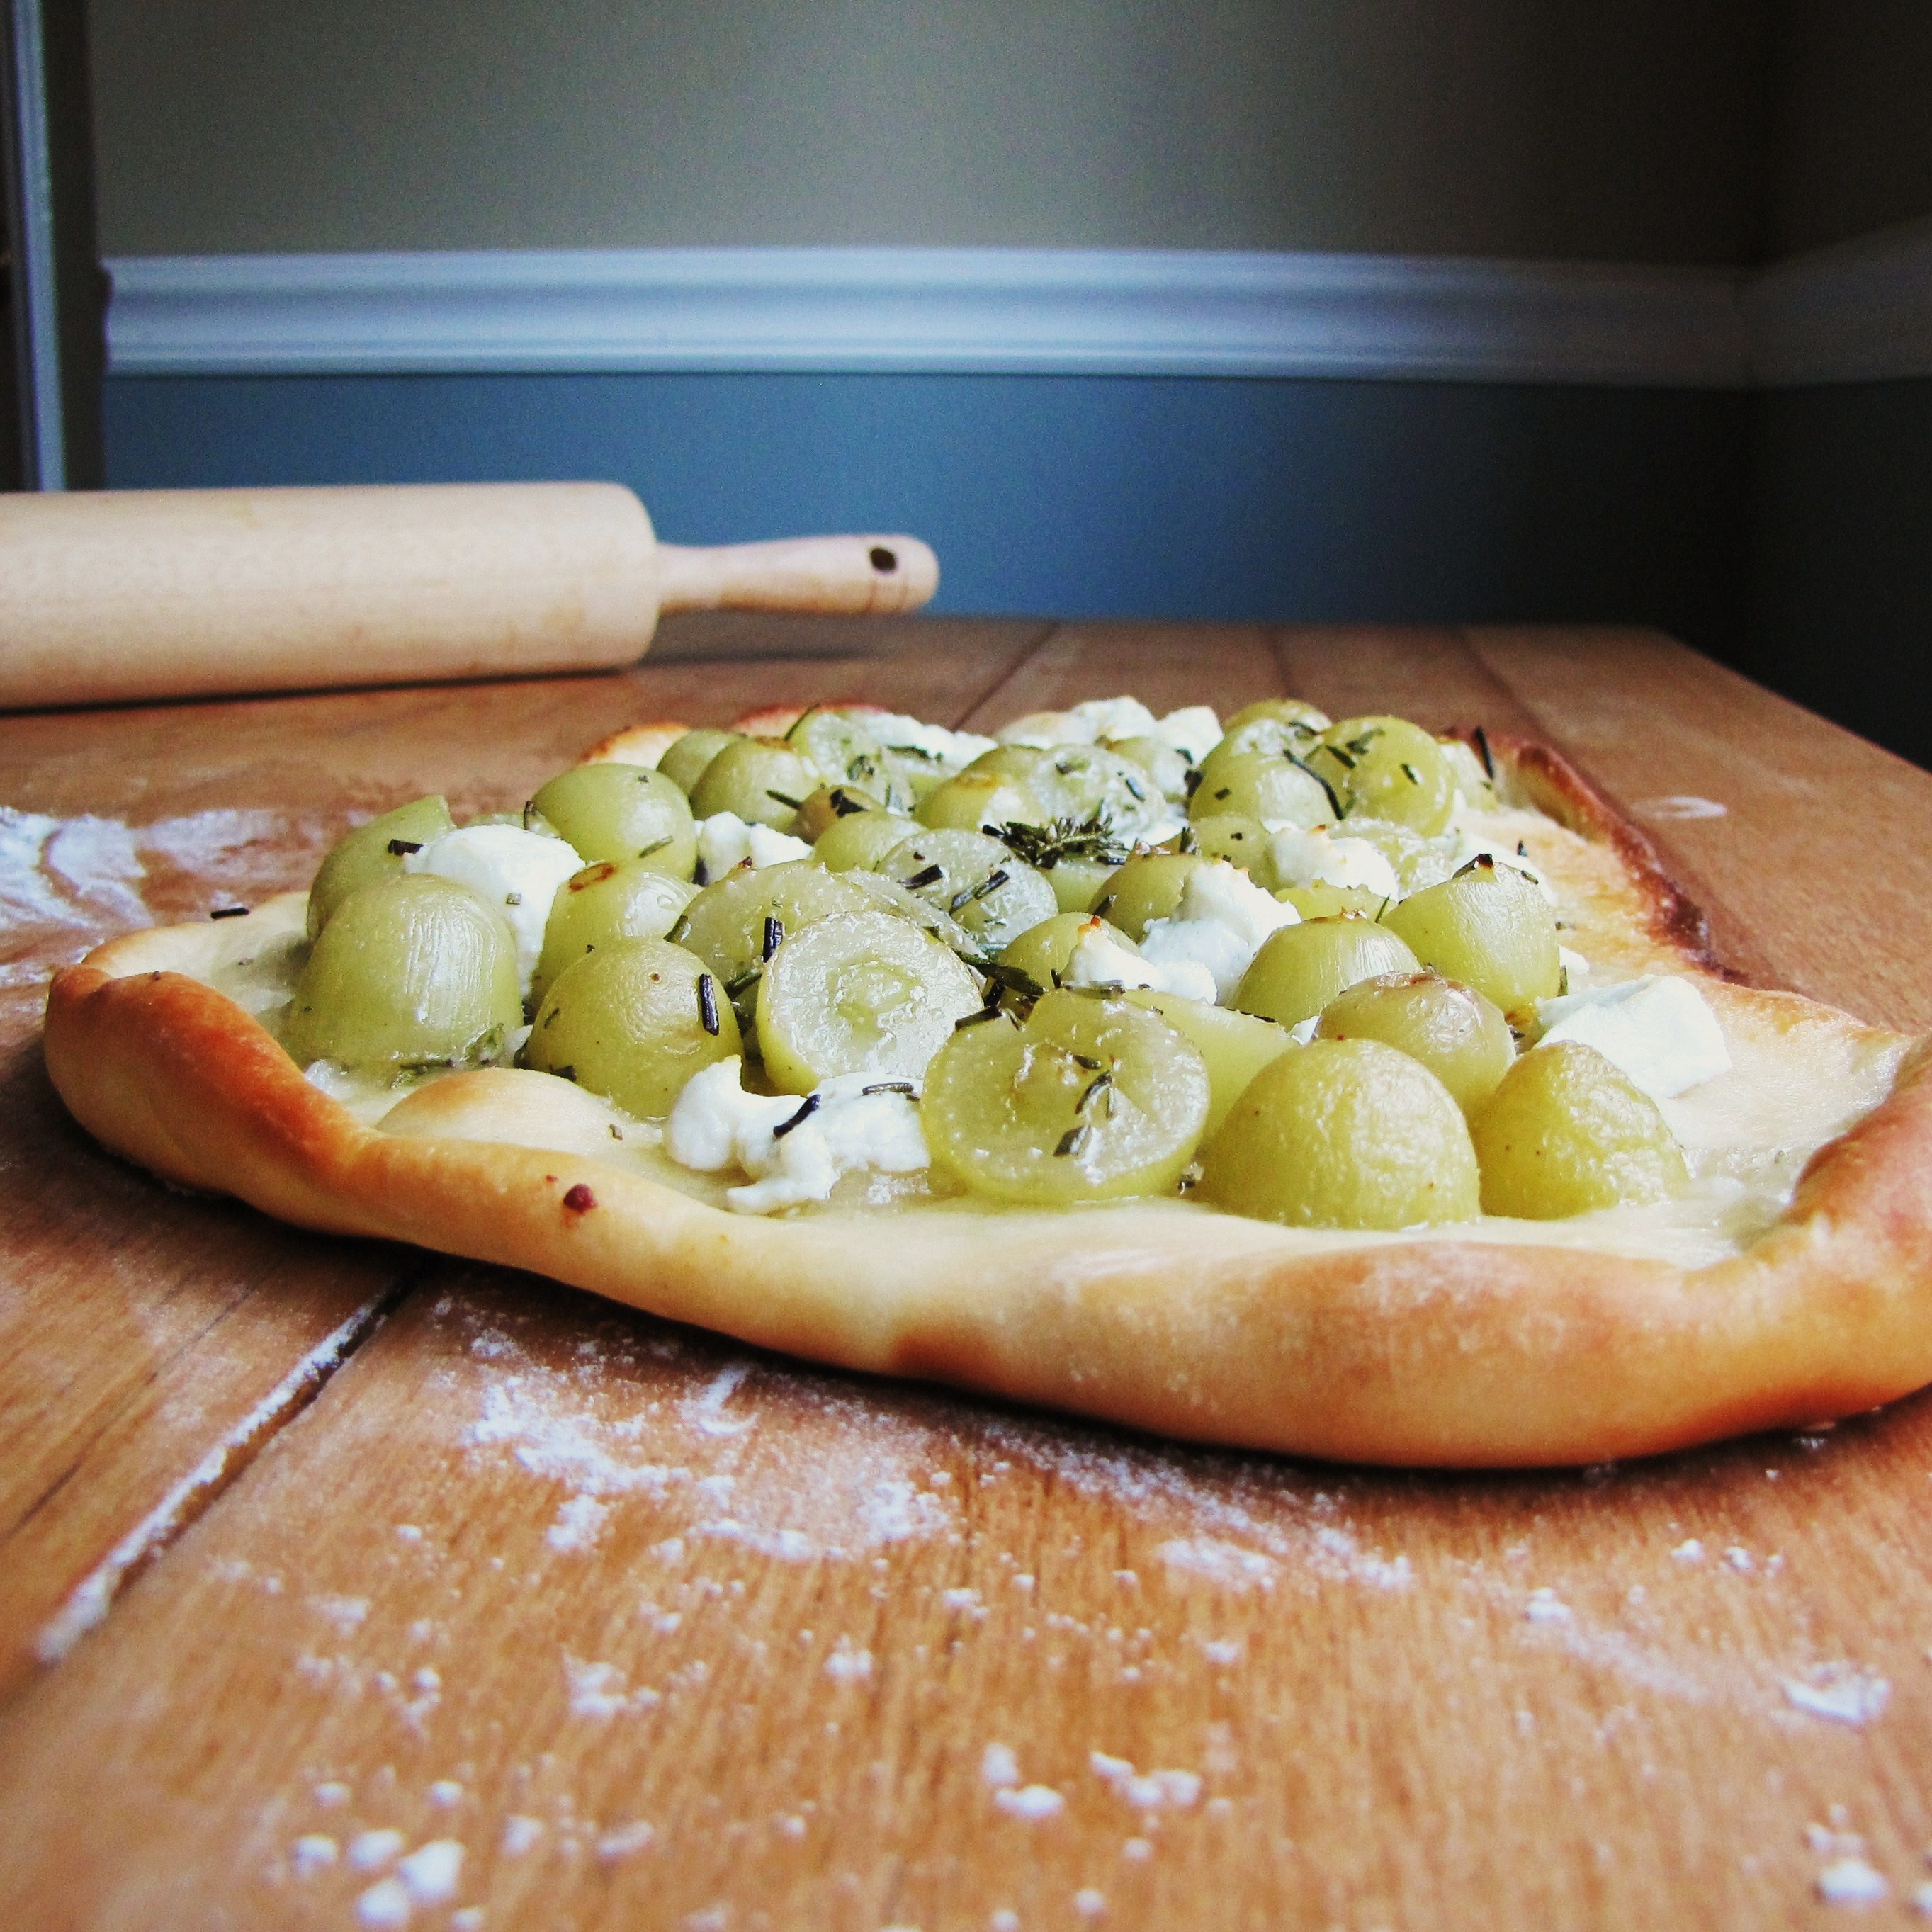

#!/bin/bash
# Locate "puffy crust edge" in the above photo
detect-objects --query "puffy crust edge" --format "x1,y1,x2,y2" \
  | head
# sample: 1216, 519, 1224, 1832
40, 744, 1932, 1468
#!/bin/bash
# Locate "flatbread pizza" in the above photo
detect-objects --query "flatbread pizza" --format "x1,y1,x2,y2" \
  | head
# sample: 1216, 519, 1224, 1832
43, 695, 1931, 1468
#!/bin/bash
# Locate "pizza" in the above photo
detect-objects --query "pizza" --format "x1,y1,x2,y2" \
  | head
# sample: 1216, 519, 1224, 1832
43, 694, 1932, 1469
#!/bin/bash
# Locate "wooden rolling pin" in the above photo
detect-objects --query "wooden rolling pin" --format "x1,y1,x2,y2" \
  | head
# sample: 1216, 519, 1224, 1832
0, 482, 939, 709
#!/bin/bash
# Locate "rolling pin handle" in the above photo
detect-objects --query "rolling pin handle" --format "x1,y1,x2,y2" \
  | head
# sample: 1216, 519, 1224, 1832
655, 534, 939, 617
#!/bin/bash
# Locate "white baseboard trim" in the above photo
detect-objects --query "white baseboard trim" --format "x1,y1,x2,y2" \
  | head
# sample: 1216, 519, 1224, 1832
103, 232, 1932, 390
106, 247, 1746, 388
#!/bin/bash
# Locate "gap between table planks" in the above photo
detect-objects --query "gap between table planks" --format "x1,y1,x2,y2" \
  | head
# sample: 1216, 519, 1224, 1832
6, 621, 1932, 1932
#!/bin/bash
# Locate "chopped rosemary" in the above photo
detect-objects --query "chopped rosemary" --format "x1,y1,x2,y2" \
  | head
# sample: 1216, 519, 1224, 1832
387, 837, 423, 856
903, 862, 945, 891
608, 1124, 623, 1140
1452, 854, 1497, 879
1068, 1051, 1105, 1070
1075, 1071, 1114, 1116
765, 789, 804, 811
637, 835, 672, 859
948, 868, 1010, 913
692, 860, 710, 888
1558, 965, 1570, 997
953, 1002, 1010, 1030
762, 915, 784, 960
504, 891, 523, 906
697, 973, 721, 1034
1054, 1124, 1092, 1158
553, 1063, 577, 1081
1324, 745, 1356, 771
829, 788, 867, 817
1472, 725, 1496, 780
772, 1093, 820, 1139
1517, 840, 1528, 857
1184, 767, 1204, 798
1401, 763, 1421, 785
981, 960, 1046, 1004
862, 1080, 917, 1097
210, 905, 248, 920
1287, 752, 1348, 819
1123, 774, 1146, 801
723, 965, 763, 998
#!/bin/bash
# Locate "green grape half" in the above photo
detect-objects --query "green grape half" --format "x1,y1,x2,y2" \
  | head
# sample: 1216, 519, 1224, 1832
756, 911, 983, 1093
923, 989, 1210, 1204
530, 763, 696, 876
1472, 1041, 1688, 1219
285, 874, 518, 1070
793, 783, 886, 844
670, 861, 873, 1033
306, 795, 456, 940
1124, 989, 1293, 1138
688, 737, 825, 832
1222, 696, 1330, 738
532, 859, 699, 1008
1106, 735, 1192, 801
915, 772, 1044, 834
1097, 852, 1208, 940
525, 936, 741, 1119
657, 728, 741, 796
1382, 862, 1560, 1018
1306, 716, 1456, 834
1190, 750, 1332, 830
1185, 813, 1274, 876
1026, 745, 1166, 840
786, 708, 913, 809
1315, 971, 1514, 1117
879, 830, 1058, 955
1233, 917, 1420, 1029
811, 807, 923, 872
1199, 1037, 1479, 1230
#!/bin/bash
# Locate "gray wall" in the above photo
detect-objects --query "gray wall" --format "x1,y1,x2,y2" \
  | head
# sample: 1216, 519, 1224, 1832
89, 0, 1765, 262
1764, 0, 1932, 256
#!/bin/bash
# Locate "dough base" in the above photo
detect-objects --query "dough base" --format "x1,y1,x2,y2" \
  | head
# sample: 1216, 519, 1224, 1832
44, 738, 1932, 1468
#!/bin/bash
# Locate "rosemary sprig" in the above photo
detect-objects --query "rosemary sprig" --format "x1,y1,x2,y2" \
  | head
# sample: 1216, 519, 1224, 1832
994, 815, 1134, 871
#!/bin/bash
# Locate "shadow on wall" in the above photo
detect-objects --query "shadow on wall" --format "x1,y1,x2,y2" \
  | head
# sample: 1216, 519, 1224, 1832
1751, 379, 1932, 772
106, 370, 1751, 667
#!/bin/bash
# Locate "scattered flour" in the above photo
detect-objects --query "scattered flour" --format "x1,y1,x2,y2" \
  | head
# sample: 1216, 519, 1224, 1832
349, 1829, 405, 1870
994, 1785, 1066, 1821
1090, 1753, 1200, 1809
290, 1834, 338, 1875
596, 1821, 657, 1859
824, 1639, 874, 1683
1817, 1856, 1888, 1904
356, 1876, 413, 1927
981, 1744, 1020, 1787
396, 1840, 464, 1904
1784, 1666, 1892, 1726
500, 1817, 544, 1857
1525, 1588, 1573, 1622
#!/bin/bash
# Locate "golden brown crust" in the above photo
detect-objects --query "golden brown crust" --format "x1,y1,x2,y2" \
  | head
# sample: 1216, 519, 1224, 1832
578, 721, 691, 769
40, 742, 1932, 1469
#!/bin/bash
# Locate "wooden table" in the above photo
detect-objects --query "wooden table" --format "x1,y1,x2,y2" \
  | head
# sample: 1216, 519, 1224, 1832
4, 618, 1931, 1931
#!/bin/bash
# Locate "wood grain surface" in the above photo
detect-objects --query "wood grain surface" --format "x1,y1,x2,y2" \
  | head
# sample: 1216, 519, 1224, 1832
2, 619, 1930, 1932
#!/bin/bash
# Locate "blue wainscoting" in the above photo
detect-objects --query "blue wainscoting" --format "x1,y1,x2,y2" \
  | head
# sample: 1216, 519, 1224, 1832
105, 371, 1752, 662
1750, 378, 1932, 769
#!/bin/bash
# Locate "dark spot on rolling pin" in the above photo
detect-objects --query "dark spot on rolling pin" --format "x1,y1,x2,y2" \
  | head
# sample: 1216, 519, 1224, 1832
563, 1183, 597, 1214
869, 546, 898, 573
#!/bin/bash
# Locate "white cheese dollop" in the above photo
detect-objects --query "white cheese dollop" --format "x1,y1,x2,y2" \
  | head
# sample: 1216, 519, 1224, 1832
666, 1058, 930, 1214
1535, 974, 1732, 1099
696, 811, 812, 879
1136, 860, 1301, 1003
862, 711, 997, 772
1266, 825, 1400, 900
1061, 919, 1218, 1007
1147, 704, 1221, 764
402, 825, 584, 999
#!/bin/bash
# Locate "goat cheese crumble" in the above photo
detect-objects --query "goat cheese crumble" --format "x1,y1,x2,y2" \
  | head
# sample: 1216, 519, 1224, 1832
859, 711, 997, 772
667, 1058, 930, 1213
1535, 974, 1732, 1099
696, 812, 813, 877
1137, 860, 1301, 1003
402, 825, 584, 999
1266, 825, 1400, 900
1061, 920, 1218, 1005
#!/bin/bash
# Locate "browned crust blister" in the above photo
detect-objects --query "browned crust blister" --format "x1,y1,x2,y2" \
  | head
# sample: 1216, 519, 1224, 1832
41, 742, 1932, 1469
